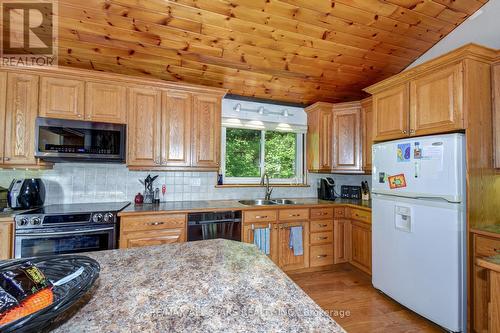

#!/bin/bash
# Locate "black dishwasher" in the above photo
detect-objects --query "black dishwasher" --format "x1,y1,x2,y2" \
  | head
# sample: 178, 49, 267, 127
187, 211, 242, 242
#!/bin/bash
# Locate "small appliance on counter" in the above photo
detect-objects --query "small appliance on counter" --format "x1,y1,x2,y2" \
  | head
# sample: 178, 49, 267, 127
0, 186, 8, 211
340, 185, 362, 199
361, 181, 370, 201
318, 177, 336, 201
8, 179, 45, 210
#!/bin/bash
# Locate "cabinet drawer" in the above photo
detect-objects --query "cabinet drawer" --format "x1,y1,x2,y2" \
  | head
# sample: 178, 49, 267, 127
244, 210, 277, 223
310, 231, 333, 245
310, 208, 334, 220
350, 208, 371, 223
310, 244, 334, 267
279, 209, 309, 221
334, 208, 345, 218
474, 234, 500, 258
121, 228, 184, 249
310, 220, 333, 233
121, 214, 186, 232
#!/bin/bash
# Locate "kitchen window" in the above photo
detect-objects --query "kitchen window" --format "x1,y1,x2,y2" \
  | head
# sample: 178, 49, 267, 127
221, 127, 305, 185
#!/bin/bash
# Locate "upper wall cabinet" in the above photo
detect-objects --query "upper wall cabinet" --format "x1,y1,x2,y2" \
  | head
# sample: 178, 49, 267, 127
372, 83, 409, 141
410, 63, 464, 136
305, 103, 333, 173
361, 97, 373, 172
493, 60, 500, 169
332, 102, 361, 172
39, 76, 85, 120
85, 81, 127, 124
127, 87, 163, 167
192, 94, 221, 169
3, 73, 47, 168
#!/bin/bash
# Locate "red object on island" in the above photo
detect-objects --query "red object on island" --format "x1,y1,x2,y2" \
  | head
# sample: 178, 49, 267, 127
134, 193, 144, 204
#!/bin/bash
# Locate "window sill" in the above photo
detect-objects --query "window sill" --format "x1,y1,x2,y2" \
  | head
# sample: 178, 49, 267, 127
214, 184, 310, 188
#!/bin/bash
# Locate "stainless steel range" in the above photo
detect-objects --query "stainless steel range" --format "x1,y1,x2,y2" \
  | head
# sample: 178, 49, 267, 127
14, 202, 130, 258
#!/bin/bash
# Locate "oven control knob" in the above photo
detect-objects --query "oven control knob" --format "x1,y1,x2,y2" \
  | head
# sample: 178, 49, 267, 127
92, 213, 103, 223
18, 218, 29, 226
103, 213, 114, 223
31, 217, 41, 225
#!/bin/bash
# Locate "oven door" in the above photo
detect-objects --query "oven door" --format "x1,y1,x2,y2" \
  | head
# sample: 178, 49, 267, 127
14, 225, 116, 258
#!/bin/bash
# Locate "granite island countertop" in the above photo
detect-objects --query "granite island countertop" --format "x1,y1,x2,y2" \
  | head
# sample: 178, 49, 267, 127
119, 197, 371, 216
49, 239, 345, 333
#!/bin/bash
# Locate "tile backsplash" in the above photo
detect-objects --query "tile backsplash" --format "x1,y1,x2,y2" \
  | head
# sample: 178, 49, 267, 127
0, 164, 372, 204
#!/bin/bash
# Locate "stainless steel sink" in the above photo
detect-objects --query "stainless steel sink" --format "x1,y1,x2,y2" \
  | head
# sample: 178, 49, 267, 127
272, 199, 298, 205
238, 199, 277, 206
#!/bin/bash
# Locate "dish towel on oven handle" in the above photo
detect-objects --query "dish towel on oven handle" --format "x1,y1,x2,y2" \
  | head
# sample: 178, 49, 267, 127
253, 226, 270, 255
289, 226, 304, 256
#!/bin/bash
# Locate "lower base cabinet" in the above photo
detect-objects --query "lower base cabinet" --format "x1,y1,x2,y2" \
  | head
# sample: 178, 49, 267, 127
0, 218, 14, 259
350, 220, 372, 275
119, 213, 186, 249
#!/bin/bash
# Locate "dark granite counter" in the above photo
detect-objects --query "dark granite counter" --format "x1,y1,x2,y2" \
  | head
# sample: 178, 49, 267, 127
49, 239, 345, 333
119, 198, 371, 216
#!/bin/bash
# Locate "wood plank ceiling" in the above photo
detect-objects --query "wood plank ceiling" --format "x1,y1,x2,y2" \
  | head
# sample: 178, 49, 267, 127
57, 0, 487, 104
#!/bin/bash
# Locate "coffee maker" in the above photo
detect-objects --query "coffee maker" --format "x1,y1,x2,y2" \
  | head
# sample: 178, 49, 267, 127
318, 177, 336, 201
8, 179, 45, 210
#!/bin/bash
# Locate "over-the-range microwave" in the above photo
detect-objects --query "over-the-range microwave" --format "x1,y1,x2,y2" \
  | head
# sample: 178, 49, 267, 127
35, 117, 126, 163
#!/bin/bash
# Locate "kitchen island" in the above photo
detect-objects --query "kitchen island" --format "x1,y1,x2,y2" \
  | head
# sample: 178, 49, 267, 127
49, 239, 345, 332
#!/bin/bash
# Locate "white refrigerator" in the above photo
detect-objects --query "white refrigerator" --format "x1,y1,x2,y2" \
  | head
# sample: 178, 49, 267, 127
371, 133, 466, 332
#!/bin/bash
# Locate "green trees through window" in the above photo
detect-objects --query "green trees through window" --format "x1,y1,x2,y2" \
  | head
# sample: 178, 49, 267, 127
225, 128, 298, 179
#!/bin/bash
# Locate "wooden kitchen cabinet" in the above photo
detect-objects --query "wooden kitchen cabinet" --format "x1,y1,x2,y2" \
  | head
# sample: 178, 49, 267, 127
305, 102, 333, 172
350, 221, 371, 275
493, 61, 500, 168
410, 63, 464, 136
361, 97, 373, 172
192, 94, 221, 169
0, 218, 14, 260
332, 102, 362, 172
127, 86, 162, 167
4, 73, 43, 167
119, 213, 186, 249
39, 76, 85, 120
0, 72, 6, 164
334, 217, 350, 264
242, 221, 279, 264
372, 83, 410, 141
85, 81, 127, 123
162, 90, 192, 167
278, 221, 309, 271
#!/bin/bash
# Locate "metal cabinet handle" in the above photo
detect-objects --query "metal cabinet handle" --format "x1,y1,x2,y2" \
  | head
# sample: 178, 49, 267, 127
147, 221, 164, 226
317, 255, 327, 258
77, 114, 82, 118
255, 215, 268, 219
4, 157, 10, 161
410, 129, 415, 134
318, 224, 328, 227
289, 214, 300, 217
317, 236, 328, 240
402, 130, 407, 134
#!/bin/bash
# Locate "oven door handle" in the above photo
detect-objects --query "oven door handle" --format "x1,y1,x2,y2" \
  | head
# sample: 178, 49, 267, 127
22, 227, 115, 237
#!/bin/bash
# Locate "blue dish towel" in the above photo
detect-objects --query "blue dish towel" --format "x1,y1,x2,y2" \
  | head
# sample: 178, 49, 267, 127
289, 226, 304, 256
254, 227, 270, 255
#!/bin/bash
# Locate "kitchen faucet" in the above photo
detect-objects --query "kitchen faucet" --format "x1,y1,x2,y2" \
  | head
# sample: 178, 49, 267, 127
260, 171, 273, 200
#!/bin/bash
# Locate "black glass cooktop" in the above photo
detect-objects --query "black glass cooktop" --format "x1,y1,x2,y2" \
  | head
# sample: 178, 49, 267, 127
24, 202, 130, 215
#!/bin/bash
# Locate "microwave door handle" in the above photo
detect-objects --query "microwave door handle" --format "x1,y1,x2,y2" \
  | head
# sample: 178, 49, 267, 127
24, 227, 115, 237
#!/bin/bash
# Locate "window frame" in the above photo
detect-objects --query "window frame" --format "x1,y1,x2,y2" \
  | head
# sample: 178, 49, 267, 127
221, 127, 305, 185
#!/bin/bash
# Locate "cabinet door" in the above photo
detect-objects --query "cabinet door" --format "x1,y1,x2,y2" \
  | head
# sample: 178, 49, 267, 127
494, 63, 500, 168
162, 90, 192, 167
85, 81, 127, 123
39, 76, 85, 120
372, 83, 410, 141
333, 218, 350, 264
305, 104, 333, 172
0, 221, 13, 260
410, 63, 464, 136
242, 222, 278, 264
350, 221, 371, 275
278, 221, 309, 271
192, 94, 221, 168
4, 73, 39, 165
121, 229, 185, 249
0, 72, 7, 163
332, 105, 361, 171
127, 87, 162, 167
361, 98, 373, 172
319, 110, 333, 171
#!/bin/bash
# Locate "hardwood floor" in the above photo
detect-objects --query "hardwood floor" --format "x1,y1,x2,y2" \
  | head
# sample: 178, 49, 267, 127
288, 264, 444, 333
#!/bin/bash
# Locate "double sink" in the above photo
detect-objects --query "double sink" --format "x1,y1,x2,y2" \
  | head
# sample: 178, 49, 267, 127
238, 199, 299, 206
